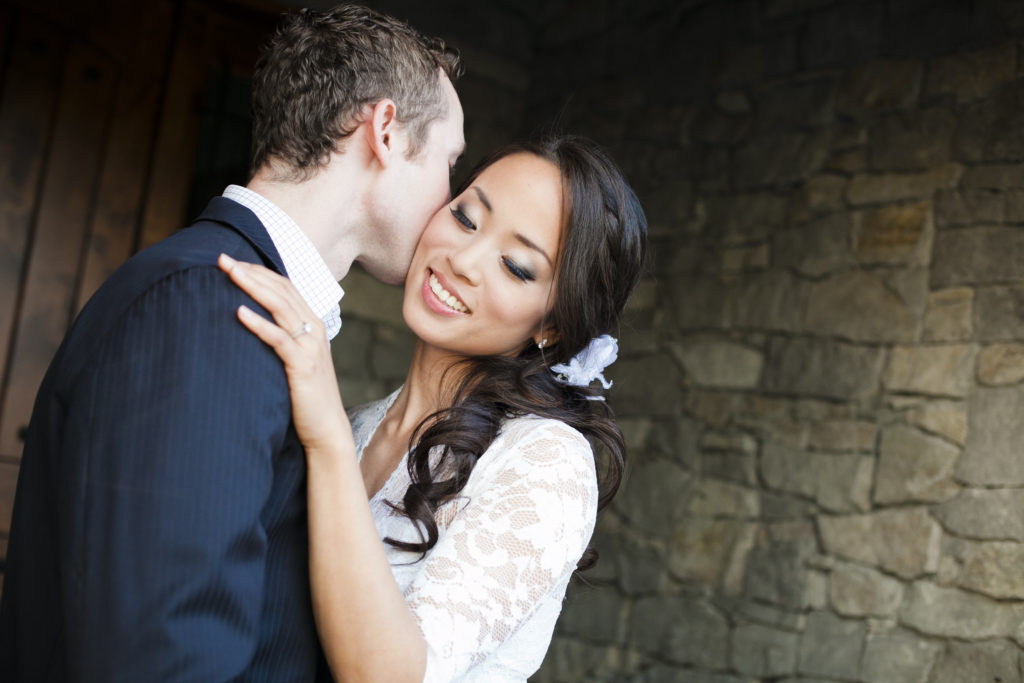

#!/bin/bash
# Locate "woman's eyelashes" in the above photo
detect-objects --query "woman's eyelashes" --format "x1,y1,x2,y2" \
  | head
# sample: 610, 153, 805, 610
450, 205, 475, 231
503, 257, 534, 282
450, 203, 535, 282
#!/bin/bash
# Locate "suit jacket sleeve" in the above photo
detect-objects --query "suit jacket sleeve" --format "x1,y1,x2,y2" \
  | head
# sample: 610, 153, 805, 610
59, 264, 293, 681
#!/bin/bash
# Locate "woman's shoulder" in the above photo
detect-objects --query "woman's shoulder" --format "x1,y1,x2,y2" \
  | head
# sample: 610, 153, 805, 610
481, 415, 596, 483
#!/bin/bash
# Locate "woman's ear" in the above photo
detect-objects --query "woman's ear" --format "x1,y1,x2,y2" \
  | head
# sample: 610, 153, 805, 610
367, 98, 399, 168
535, 326, 560, 349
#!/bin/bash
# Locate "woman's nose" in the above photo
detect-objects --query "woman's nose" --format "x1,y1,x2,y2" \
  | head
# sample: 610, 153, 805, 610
448, 239, 484, 285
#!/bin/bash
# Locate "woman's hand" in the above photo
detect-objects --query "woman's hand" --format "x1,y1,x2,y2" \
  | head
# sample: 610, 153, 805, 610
218, 253, 352, 453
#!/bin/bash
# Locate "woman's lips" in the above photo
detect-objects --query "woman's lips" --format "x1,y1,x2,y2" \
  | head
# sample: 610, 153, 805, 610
422, 269, 469, 316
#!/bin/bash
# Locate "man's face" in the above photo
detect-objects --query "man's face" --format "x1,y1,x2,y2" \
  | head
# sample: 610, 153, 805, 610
363, 76, 465, 286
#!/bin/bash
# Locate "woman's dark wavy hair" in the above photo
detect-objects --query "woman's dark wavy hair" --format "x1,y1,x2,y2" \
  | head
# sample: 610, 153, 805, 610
387, 135, 648, 571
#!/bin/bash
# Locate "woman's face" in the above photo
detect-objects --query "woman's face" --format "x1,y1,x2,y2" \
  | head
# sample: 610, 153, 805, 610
402, 152, 563, 358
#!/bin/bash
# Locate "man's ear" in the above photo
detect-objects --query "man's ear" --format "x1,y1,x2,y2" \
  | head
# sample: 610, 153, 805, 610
367, 98, 399, 168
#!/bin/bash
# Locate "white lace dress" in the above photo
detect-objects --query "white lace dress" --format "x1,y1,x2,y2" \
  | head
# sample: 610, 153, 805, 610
348, 389, 599, 682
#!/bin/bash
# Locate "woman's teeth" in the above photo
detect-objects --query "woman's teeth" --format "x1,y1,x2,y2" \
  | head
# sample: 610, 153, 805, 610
429, 273, 468, 312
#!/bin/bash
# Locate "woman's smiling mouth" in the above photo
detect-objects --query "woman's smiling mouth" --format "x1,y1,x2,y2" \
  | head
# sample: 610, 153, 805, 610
427, 271, 469, 313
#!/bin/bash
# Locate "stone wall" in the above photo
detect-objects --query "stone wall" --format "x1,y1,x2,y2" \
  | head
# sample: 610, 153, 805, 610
338, 0, 1024, 680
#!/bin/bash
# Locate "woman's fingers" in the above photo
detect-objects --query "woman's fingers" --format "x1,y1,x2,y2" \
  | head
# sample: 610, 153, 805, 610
218, 253, 324, 338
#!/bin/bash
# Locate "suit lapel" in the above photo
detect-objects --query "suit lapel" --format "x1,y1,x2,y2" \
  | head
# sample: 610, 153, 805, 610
195, 196, 287, 275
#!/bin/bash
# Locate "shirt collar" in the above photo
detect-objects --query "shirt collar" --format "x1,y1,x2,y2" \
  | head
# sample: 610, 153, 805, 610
223, 185, 343, 340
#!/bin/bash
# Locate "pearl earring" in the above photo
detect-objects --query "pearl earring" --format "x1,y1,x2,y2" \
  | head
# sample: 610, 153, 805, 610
537, 338, 548, 349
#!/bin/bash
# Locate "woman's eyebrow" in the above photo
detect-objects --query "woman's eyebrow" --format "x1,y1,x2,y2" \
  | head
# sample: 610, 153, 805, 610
471, 186, 492, 212
516, 233, 554, 266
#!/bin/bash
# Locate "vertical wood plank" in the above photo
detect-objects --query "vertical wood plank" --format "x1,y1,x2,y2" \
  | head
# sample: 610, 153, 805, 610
0, 16, 65, 441
74, 0, 178, 312
138, 3, 209, 249
0, 461, 17, 536
0, 42, 116, 458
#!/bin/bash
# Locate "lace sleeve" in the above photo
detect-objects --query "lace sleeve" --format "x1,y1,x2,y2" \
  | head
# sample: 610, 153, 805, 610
403, 419, 598, 682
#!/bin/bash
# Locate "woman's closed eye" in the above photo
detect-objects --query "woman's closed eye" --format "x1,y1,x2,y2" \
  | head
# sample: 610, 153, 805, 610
502, 257, 534, 282
451, 206, 475, 231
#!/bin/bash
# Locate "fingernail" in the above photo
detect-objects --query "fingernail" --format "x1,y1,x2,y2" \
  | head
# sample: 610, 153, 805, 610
219, 253, 236, 268
238, 305, 253, 319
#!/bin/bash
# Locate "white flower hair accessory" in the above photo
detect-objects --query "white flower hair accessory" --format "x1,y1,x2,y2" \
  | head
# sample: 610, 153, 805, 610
551, 334, 618, 393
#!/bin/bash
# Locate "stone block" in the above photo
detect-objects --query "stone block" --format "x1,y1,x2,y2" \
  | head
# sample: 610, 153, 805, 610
369, 326, 416, 382
755, 77, 838, 131
868, 107, 956, 171
649, 415, 701, 468
837, 58, 922, 115
883, 344, 976, 398
932, 226, 1024, 288
799, 174, 847, 214
933, 488, 1024, 541
962, 163, 1024, 189
953, 80, 1024, 162
923, 287, 973, 342
774, 213, 852, 278
960, 386, 1024, 486
671, 277, 733, 331
744, 521, 817, 609
874, 425, 961, 504
900, 581, 1024, 641
860, 629, 942, 683
797, 610, 865, 680
761, 491, 816, 520
706, 192, 789, 245
686, 390, 735, 429
702, 452, 758, 485
846, 164, 961, 205
804, 270, 918, 343
731, 622, 799, 677
762, 337, 884, 402
825, 147, 868, 174
977, 343, 1024, 385
613, 353, 683, 418
629, 595, 729, 669
557, 584, 626, 642
975, 284, 1024, 342
905, 399, 967, 445
807, 419, 877, 453
341, 268, 406, 326
614, 458, 692, 538
720, 242, 769, 273
943, 537, 1024, 600
672, 338, 763, 389
700, 431, 757, 454
818, 507, 941, 578
536, 636, 618, 683
801, 1, 884, 69
735, 130, 832, 189
829, 561, 904, 617
933, 188, 1004, 228
732, 271, 811, 333
853, 201, 932, 266
687, 479, 760, 518
926, 44, 1016, 104
668, 517, 757, 591
761, 442, 872, 512
929, 640, 1024, 683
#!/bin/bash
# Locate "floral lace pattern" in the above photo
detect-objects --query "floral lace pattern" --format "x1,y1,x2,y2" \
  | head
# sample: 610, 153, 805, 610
349, 391, 598, 682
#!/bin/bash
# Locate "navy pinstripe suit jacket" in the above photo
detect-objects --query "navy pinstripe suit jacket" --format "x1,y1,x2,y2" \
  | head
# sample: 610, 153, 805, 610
0, 197, 328, 681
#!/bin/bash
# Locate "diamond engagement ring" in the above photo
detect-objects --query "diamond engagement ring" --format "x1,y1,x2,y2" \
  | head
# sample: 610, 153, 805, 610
289, 321, 312, 339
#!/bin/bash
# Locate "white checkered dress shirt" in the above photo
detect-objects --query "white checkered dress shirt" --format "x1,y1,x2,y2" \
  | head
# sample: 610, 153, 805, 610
223, 185, 343, 341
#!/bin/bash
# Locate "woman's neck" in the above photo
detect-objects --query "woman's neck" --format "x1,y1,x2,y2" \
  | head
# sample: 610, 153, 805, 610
385, 342, 467, 438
